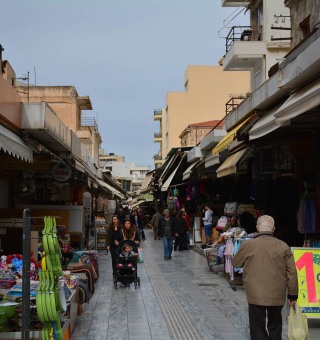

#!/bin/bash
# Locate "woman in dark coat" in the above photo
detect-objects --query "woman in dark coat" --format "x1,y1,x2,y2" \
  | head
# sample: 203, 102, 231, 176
174, 210, 187, 251
120, 219, 141, 246
106, 215, 122, 276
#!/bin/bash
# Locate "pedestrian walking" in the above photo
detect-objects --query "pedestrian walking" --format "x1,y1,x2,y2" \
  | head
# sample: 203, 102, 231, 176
130, 209, 144, 239
150, 209, 163, 240
106, 215, 123, 276
158, 209, 176, 260
174, 210, 187, 251
232, 215, 298, 340
181, 208, 191, 249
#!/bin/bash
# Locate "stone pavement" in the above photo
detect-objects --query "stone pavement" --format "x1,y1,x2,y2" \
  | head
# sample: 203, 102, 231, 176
72, 229, 320, 339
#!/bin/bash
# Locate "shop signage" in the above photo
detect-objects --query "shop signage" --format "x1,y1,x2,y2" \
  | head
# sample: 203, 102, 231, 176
292, 247, 320, 318
52, 163, 72, 182
140, 194, 154, 202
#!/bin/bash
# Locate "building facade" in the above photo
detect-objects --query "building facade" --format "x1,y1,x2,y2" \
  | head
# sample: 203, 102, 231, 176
153, 65, 250, 167
222, 0, 291, 92
179, 120, 225, 147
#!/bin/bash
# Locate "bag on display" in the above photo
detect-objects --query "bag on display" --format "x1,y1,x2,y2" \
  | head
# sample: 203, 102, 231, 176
224, 202, 238, 216
216, 216, 228, 231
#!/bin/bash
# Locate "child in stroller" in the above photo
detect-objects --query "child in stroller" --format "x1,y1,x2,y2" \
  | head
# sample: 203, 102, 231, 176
114, 240, 140, 289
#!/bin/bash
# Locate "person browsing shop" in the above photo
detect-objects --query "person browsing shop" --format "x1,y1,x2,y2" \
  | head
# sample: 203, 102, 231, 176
232, 215, 298, 340
202, 204, 213, 245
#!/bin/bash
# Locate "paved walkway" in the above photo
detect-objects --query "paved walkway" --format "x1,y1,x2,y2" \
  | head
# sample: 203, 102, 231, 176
72, 229, 320, 340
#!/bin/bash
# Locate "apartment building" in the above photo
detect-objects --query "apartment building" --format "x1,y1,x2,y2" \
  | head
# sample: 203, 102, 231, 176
99, 152, 125, 167
153, 65, 250, 167
17, 84, 102, 169
100, 152, 150, 192
222, 0, 291, 91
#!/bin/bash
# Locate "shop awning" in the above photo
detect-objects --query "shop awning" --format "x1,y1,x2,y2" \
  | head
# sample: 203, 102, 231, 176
161, 156, 185, 192
96, 179, 126, 199
216, 148, 251, 178
182, 160, 201, 180
158, 154, 178, 187
74, 159, 85, 173
205, 154, 220, 168
212, 116, 253, 155
0, 125, 33, 162
140, 172, 153, 191
249, 104, 288, 140
274, 78, 320, 125
130, 200, 145, 208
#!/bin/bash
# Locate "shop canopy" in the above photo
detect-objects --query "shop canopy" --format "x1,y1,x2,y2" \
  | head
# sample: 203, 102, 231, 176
161, 155, 185, 191
140, 172, 153, 192
0, 125, 33, 162
96, 179, 126, 200
182, 160, 201, 181
158, 154, 178, 187
212, 115, 253, 156
130, 200, 145, 208
216, 148, 251, 178
249, 104, 287, 140
274, 78, 320, 125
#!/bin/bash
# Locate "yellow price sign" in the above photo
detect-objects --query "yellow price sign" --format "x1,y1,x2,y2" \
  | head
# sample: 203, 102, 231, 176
292, 247, 320, 318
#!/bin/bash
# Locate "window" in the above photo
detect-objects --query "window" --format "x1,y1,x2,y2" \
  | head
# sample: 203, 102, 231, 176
185, 80, 188, 91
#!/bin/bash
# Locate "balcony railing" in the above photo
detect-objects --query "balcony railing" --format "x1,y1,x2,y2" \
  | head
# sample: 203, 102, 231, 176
153, 154, 162, 160
225, 26, 252, 54
154, 132, 162, 139
225, 96, 248, 116
154, 109, 162, 116
81, 117, 98, 131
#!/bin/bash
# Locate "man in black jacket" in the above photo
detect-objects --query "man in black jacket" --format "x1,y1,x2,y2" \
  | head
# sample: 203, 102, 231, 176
158, 209, 176, 260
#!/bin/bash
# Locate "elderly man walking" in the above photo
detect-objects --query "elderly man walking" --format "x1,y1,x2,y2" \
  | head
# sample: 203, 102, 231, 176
232, 215, 298, 340
150, 209, 163, 240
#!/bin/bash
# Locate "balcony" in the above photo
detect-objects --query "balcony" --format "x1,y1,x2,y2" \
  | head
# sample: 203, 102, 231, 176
225, 96, 247, 116
154, 109, 163, 121
21, 102, 71, 152
154, 132, 162, 143
221, 0, 249, 6
153, 154, 162, 161
81, 117, 98, 131
223, 26, 266, 71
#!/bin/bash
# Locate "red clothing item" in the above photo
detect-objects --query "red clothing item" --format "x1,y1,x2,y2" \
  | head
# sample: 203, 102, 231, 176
184, 213, 191, 231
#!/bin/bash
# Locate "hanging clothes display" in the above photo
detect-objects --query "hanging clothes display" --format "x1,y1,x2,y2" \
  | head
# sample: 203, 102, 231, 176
297, 197, 320, 234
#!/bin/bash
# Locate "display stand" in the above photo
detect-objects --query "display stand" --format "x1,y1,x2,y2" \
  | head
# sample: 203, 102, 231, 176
22, 209, 31, 340
95, 216, 107, 251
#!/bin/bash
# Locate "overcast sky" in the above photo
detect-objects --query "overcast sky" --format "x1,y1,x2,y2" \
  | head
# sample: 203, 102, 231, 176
1, 0, 248, 168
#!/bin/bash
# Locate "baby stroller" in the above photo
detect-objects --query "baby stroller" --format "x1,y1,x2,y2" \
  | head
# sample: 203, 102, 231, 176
113, 240, 141, 289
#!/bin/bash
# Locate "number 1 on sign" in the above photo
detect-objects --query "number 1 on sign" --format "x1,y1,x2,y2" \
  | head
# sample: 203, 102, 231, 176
296, 252, 318, 303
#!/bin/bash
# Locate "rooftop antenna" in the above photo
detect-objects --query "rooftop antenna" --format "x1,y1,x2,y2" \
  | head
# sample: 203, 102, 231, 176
34, 66, 37, 85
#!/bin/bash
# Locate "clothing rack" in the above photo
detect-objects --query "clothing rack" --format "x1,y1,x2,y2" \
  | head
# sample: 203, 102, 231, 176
224, 236, 254, 291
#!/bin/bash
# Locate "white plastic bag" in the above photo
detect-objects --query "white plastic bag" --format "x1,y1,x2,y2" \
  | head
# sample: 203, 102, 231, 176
288, 304, 308, 340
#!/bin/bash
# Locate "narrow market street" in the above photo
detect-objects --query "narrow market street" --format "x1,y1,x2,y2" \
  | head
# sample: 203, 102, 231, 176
71, 228, 320, 340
